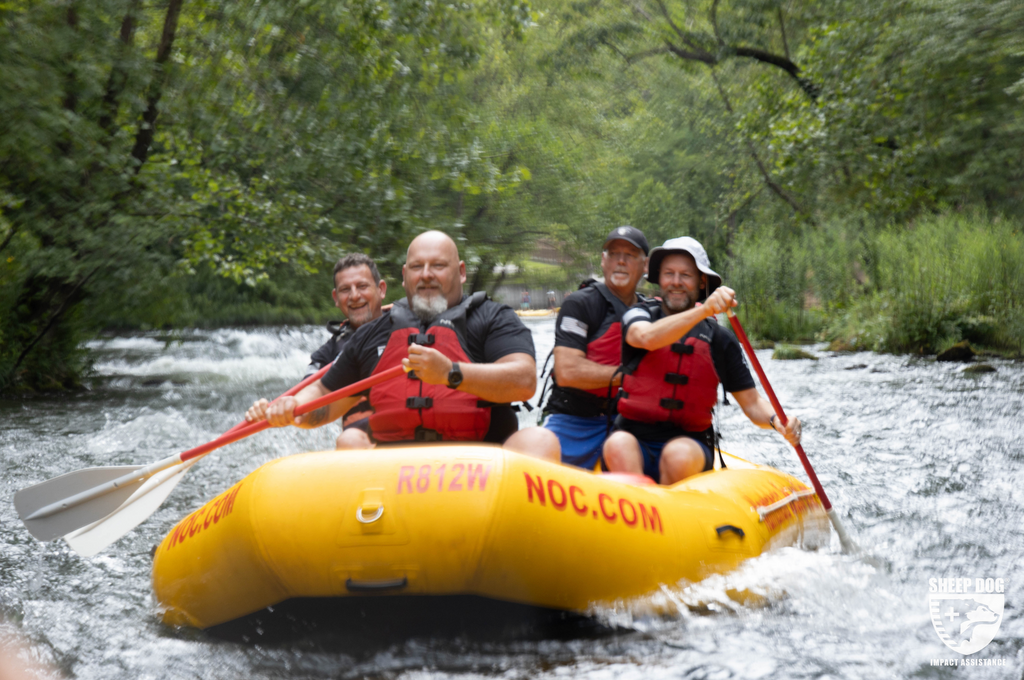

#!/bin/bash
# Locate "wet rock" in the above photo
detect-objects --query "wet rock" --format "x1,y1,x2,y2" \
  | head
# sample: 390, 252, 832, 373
844, 364, 869, 370
772, 346, 818, 361
828, 338, 857, 352
936, 341, 976, 362
962, 364, 996, 375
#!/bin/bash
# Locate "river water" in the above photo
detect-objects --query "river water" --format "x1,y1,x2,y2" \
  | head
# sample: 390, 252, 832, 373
1, 317, 1021, 679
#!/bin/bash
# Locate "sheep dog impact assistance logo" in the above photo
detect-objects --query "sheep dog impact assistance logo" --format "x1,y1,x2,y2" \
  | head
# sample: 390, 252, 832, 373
928, 577, 1004, 656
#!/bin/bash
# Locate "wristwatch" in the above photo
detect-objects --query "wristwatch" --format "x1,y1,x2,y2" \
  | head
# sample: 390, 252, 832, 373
447, 362, 464, 389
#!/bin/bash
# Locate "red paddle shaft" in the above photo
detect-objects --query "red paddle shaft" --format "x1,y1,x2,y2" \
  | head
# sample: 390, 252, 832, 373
179, 365, 405, 463
222, 363, 332, 437
726, 309, 833, 512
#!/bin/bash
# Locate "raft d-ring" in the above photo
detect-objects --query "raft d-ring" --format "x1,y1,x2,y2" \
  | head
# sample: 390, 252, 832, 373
356, 505, 384, 524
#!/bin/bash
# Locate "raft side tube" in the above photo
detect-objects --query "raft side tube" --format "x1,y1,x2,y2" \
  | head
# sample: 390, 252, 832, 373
152, 447, 828, 628
153, 467, 289, 628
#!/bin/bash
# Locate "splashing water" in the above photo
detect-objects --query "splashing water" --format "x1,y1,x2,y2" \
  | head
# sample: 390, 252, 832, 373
1, 320, 1022, 678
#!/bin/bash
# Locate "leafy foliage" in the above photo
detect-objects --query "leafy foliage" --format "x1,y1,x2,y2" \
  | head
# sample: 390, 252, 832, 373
3, 0, 1024, 391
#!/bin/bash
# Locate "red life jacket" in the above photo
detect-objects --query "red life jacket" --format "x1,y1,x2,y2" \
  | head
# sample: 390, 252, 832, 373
617, 313, 720, 431
368, 292, 493, 442
547, 282, 631, 417
578, 282, 629, 399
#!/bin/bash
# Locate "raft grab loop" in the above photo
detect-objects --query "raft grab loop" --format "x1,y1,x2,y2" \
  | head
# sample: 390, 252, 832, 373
345, 577, 408, 592
755, 488, 817, 522
356, 505, 384, 524
715, 525, 745, 538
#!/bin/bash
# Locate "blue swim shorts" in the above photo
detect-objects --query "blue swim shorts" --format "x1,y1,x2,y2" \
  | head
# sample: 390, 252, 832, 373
543, 413, 610, 471
634, 435, 714, 483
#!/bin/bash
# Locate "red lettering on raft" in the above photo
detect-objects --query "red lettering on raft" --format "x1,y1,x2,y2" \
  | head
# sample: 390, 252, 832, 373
394, 463, 492, 493
397, 466, 414, 494
598, 493, 618, 522
416, 465, 430, 493
525, 473, 545, 504
165, 482, 243, 551
640, 503, 663, 534
523, 474, 663, 535
548, 479, 567, 510
468, 464, 490, 491
448, 464, 464, 491
619, 498, 638, 527
569, 486, 588, 515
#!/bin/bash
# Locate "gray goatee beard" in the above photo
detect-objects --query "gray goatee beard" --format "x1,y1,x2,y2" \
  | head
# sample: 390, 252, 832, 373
411, 292, 449, 322
662, 289, 696, 313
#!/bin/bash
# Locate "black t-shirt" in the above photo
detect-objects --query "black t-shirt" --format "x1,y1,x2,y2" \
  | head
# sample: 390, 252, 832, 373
304, 320, 352, 378
548, 282, 639, 416
554, 283, 628, 353
321, 296, 535, 442
618, 303, 755, 441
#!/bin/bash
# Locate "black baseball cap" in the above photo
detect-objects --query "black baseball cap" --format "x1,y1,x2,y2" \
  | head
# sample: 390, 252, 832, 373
602, 225, 649, 256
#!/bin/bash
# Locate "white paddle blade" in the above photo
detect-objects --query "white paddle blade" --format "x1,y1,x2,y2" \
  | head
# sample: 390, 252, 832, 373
15, 466, 145, 541
64, 460, 197, 557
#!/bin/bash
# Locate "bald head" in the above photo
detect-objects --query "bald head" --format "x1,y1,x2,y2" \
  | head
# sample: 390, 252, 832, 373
403, 230, 467, 316
407, 230, 460, 262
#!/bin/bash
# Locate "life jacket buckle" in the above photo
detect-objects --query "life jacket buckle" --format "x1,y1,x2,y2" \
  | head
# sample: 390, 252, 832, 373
660, 398, 685, 410
413, 426, 441, 442
670, 342, 694, 355
406, 396, 433, 409
408, 333, 435, 346
664, 373, 689, 385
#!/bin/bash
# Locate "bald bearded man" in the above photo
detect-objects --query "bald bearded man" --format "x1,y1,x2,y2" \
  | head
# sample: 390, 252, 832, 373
246, 231, 539, 449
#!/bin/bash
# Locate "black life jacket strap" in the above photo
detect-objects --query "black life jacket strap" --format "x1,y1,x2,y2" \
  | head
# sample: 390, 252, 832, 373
605, 365, 625, 436
537, 349, 555, 415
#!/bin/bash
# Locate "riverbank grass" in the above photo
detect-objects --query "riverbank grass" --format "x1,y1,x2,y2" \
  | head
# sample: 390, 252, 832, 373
822, 214, 1024, 355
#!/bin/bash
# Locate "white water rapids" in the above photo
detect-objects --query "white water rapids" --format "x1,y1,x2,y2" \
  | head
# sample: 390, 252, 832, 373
0, 318, 1021, 679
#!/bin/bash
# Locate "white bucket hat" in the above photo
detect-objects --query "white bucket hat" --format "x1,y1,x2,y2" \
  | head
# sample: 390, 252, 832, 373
646, 236, 722, 299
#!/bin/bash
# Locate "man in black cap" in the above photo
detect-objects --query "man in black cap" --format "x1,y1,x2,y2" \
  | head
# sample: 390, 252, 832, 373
509, 226, 650, 469
602, 236, 802, 484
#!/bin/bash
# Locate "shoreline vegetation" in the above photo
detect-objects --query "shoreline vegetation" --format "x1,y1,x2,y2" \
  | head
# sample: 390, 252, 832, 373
5, 210, 1024, 395
3, 0, 1024, 393
98, 212, 1024, 356
729, 212, 1024, 358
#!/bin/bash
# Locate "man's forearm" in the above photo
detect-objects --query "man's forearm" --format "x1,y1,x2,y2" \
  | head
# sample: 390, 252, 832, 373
733, 388, 775, 428
553, 348, 620, 390
627, 306, 709, 351
459, 355, 536, 403
292, 380, 350, 429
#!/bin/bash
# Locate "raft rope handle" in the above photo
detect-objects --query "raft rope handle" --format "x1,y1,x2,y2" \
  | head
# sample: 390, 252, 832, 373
356, 505, 384, 524
754, 488, 817, 522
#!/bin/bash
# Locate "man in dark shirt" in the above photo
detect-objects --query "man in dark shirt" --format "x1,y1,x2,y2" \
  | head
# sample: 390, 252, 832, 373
304, 254, 387, 378
604, 236, 803, 484
536, 226, 650, 470
304, 253, 387, 439
246, 231, 538, 451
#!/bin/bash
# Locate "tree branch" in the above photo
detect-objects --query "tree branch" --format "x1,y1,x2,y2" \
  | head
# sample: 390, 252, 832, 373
3, 267, 100, 389
130, 0, 184, 171
652, 0, 712, 57
99, 0, 142, 136
665, 41, 717, 66
625, 46, 673, 64
733, 47, 818, 99
711, 0, 724, 46
0, 225, 18, 255
777, 6, 791, 60
710, 70, 811, 220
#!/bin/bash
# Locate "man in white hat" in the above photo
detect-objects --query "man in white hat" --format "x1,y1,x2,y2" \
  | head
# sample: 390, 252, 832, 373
602, 237, 802, 484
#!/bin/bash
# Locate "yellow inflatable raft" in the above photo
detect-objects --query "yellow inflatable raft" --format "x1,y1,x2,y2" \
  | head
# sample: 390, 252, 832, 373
152, 446, 829, 629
